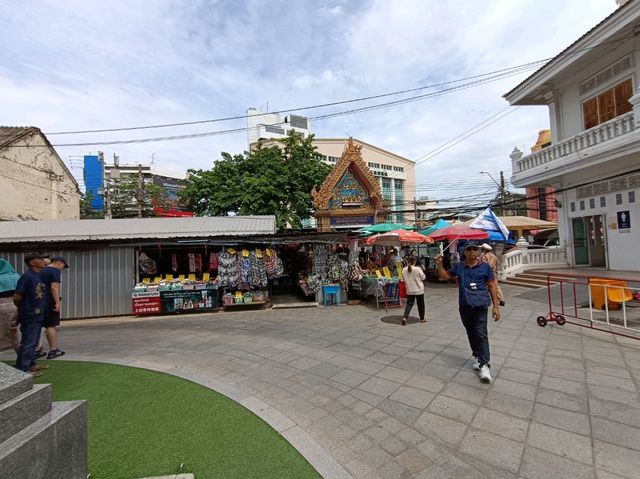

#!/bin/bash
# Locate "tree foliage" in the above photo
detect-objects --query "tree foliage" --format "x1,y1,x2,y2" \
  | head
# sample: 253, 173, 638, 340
110, 176, 168, 218
79, 190, 104, 219
180, 132, 332, 229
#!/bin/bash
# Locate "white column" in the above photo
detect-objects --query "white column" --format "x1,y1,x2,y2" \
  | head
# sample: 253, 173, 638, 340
628, 87, 640, 126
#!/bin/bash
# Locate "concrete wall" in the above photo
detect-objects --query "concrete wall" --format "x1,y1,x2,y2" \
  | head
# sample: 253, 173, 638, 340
565, 178, 640, 271
0, 133, 79, 221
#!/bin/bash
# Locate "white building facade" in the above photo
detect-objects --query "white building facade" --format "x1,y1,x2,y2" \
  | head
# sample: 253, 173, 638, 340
246, 108, 310, 145
0, 127, 80, 221
505, 1, 640, 271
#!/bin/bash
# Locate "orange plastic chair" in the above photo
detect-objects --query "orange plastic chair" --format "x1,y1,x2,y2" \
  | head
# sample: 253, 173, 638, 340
589, 278, 633, 310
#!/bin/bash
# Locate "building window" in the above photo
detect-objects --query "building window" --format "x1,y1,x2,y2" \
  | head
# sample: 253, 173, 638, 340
616, 193, 623, 205
570, 202, 575, 212
630, 191, 636, 203
579, 200, 585, 211
382, 178, 392, 202
589, 198, 596, 209
582, 78, 633, 130
600, 196, 606, 207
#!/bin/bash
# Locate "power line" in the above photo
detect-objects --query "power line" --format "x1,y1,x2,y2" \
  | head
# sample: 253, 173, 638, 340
44, 28, 637, 136
45, 61, 547, 136
30, 67, 536, 148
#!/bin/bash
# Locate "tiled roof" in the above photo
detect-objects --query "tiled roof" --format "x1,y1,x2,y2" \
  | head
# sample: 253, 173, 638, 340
0, 216, 277, 243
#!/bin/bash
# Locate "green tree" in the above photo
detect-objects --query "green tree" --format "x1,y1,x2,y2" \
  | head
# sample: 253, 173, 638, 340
110, 176, 168, 218
79, 190, 104, 219
180, 132, 332, 229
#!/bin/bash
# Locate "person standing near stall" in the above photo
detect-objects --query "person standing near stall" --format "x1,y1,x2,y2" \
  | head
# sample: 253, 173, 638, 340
480, 244, 505, 306
435, 244, 500, 383
40, 256, 69, 359
13, 253, 48, 377
401, 256, 426, 326
0, 258, 21, 352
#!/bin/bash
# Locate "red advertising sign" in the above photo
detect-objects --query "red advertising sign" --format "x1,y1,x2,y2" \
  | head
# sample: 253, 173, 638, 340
132, 291, 161, 315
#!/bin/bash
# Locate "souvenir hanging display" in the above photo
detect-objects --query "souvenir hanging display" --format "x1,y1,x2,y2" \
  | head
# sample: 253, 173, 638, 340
209, 252, 219, 271
249, 251, 268, 288
218, 250, 239, 287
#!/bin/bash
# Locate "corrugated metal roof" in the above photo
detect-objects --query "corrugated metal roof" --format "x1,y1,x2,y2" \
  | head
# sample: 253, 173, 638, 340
0, 216, 277, 243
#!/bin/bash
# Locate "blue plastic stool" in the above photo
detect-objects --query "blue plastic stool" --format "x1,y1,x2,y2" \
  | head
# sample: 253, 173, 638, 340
323, 284, 341, 306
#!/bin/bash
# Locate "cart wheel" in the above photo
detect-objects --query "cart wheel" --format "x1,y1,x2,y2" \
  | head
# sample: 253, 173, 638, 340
536, 316, 547, 327
555, 315, 566, 326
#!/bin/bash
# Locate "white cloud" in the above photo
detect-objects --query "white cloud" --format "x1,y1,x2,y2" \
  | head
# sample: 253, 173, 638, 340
0, 0, 617, 203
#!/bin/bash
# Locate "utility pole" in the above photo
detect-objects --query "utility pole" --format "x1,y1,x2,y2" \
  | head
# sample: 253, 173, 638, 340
137, 163, 143, 218
499, 171, 506, 216
414, 197, 418, 225
100, 151, 113, 219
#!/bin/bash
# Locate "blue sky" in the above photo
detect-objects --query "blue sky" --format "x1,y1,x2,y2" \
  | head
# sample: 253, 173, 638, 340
0, 0, 616, 202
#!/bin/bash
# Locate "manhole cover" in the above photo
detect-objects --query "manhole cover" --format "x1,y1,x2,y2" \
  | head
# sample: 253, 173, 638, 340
380, 315, 422, 325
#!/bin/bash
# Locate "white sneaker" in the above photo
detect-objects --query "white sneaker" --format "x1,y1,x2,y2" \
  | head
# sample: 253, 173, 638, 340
472, 357, 481, 371
479, 365, 492, 383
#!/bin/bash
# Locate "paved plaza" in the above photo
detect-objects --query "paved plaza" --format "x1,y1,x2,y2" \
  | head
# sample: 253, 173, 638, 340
10, 282, 640, 478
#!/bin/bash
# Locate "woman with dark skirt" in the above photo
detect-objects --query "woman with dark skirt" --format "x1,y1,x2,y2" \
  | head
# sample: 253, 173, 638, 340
401, 256, 426, 325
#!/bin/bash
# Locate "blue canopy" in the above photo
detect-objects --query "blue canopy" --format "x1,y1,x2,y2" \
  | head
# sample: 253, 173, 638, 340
419, 219, 450, 236
487, 230, 516, 244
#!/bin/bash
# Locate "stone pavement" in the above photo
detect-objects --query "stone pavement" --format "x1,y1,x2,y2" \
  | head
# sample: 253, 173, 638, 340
9, 282, 640, 479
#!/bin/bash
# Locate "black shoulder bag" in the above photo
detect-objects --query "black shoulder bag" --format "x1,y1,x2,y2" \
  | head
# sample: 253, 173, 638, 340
460, 265, 492, 308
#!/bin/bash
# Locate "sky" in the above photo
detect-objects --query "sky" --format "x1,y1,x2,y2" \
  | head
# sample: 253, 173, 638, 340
0, 0, 617, 206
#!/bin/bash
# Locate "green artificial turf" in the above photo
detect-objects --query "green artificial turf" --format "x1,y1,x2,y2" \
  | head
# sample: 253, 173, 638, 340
28, 360, 320, 479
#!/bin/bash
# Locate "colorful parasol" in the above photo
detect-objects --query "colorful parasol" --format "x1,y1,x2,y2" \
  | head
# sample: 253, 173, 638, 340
426, 224, 489, 242
365, 229, 434, 246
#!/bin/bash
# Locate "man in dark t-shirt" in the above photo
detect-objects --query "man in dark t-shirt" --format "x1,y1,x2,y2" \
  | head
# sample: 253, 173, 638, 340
13, 253, 48, 375
435, 243, 500, 384
40, 256, 69, 359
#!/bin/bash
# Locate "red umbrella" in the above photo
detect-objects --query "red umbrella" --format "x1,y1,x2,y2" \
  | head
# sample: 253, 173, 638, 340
426, 224, 488, 242
365, 229, 434, 246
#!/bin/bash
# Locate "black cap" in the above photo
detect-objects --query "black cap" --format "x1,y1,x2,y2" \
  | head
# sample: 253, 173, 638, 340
24, 253, 49, 265
464, 242, 480, 250
50, 256, 70, 269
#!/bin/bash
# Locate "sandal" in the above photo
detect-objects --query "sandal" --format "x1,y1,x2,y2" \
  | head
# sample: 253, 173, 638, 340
47, 349, 66, 359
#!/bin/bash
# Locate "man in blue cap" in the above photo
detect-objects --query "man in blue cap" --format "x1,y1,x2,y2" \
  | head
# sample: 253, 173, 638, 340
435, 242, 500, 383
40, 256, 69, 359
13, 253, 49, 377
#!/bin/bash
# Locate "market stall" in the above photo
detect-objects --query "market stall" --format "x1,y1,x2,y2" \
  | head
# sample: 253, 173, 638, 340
359, 230, 434, 309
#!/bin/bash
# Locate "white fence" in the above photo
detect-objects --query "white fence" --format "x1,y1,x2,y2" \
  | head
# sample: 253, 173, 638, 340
499, 248, 568, 280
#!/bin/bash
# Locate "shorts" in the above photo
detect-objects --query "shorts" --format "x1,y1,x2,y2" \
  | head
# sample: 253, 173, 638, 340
43, 310, 61, 328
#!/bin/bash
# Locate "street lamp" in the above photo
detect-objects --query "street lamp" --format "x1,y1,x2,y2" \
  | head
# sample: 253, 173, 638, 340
479, 171, 500, 189
479, 171, 504, 215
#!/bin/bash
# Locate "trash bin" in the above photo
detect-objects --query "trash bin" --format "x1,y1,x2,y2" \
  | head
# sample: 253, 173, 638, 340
588, 278, 633, 310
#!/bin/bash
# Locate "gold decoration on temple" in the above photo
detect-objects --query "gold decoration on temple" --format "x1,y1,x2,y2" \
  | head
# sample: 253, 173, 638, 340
312, 138, 388, 231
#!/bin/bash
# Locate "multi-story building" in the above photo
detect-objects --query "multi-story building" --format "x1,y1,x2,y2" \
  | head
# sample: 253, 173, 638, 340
0, 126, 80, 221
251, 136, 417, 224
83, 155, 190, 217
525, 130, 558, 222
246, 108, 310, 145
505, 0, 640, 271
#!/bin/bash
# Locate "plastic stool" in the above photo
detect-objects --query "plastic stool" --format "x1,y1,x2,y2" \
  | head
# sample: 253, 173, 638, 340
323, 284, 341, 306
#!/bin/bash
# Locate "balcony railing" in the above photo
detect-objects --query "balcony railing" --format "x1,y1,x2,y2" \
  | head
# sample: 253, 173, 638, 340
514, 111, 635, 174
